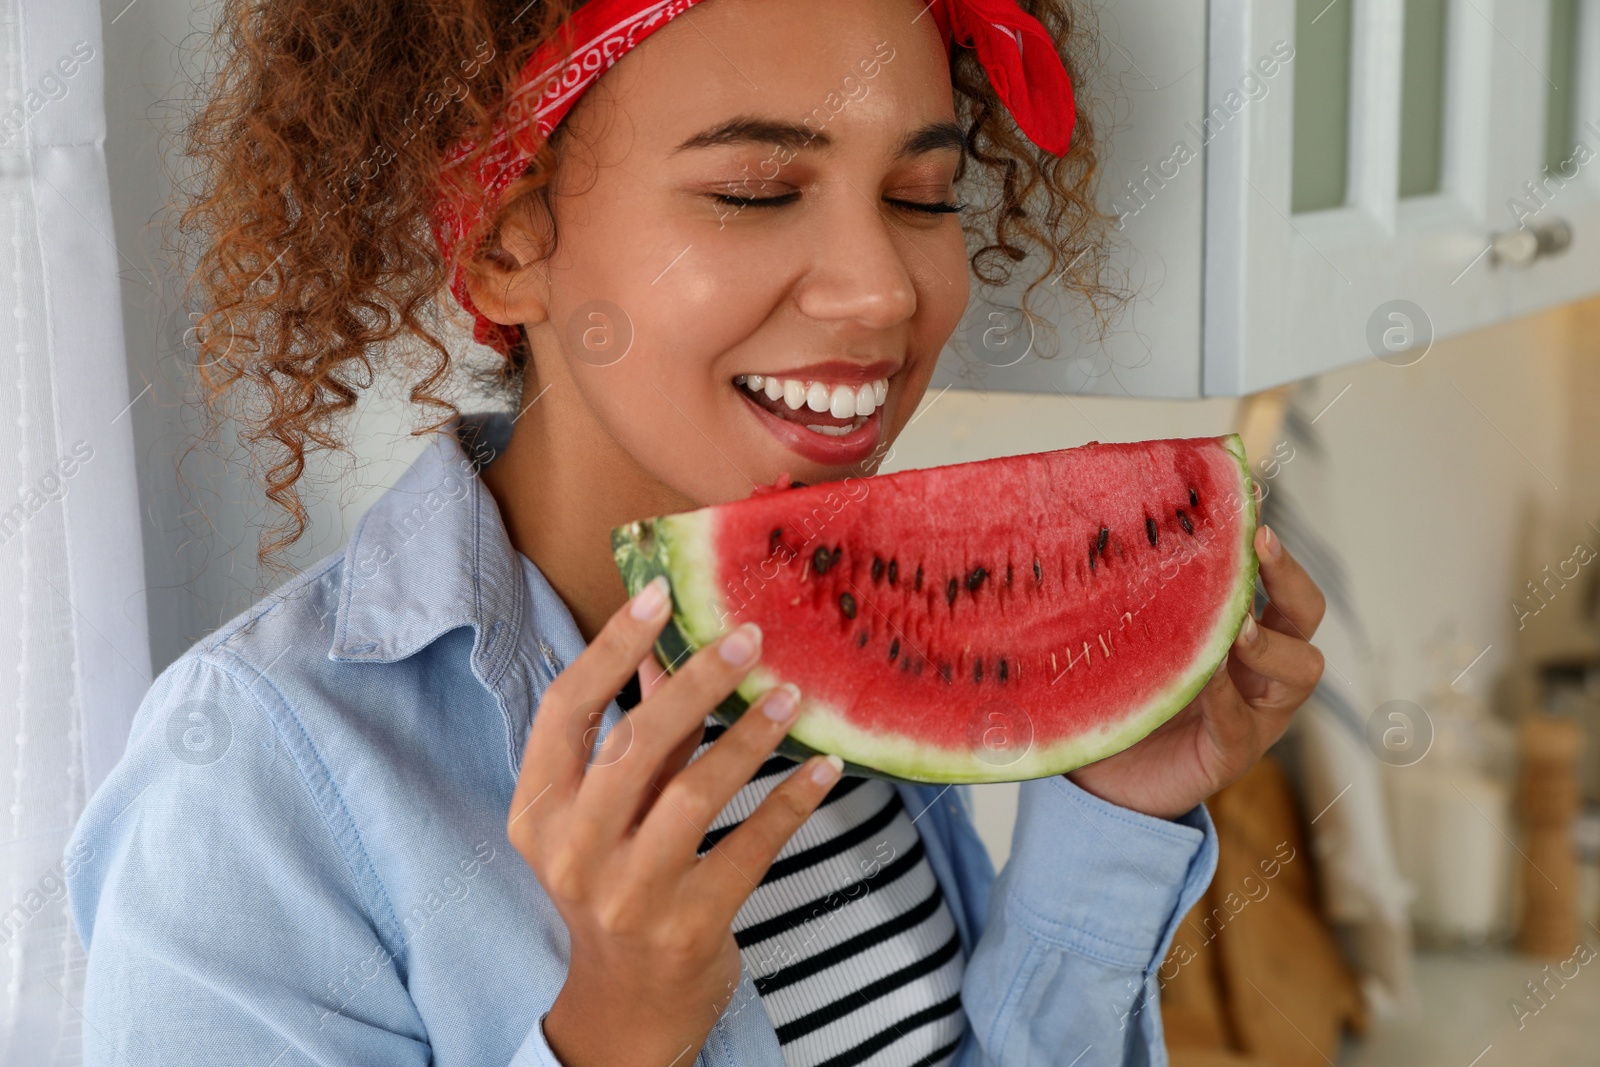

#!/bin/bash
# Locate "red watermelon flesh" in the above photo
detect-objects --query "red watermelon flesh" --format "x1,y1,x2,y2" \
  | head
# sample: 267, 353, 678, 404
611, 435, 1258, 784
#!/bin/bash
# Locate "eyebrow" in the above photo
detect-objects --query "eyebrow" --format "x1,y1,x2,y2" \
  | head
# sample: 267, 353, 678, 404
671, 116, 965, 159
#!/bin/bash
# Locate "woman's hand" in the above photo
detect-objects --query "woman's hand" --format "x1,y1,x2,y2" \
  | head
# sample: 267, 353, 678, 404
1066, 524, 1327, 820
507, 576, 843, 1067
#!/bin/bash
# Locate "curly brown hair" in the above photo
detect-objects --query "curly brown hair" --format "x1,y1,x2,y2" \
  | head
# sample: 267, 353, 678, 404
172, 0, 1120, 583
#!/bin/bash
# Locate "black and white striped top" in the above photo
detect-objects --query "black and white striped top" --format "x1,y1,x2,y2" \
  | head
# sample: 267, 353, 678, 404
614, 672, 966, 1064
685, 712, 967, 1067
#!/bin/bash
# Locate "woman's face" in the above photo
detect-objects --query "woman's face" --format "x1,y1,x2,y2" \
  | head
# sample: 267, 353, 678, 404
475, 0, 971, 506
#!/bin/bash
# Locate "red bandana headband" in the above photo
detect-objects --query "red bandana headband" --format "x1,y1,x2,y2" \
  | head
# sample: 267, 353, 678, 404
432, 0, 1076, 355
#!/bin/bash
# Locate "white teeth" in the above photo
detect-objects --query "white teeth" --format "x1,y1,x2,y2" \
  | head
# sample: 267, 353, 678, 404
744, 375, 891, 417
805, 423, 855, 436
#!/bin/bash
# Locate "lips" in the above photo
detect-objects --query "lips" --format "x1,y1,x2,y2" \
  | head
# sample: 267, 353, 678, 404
734, 370, 892, 466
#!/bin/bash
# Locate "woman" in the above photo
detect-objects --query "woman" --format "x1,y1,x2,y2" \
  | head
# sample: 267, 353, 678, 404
65, 1, 1326, 1063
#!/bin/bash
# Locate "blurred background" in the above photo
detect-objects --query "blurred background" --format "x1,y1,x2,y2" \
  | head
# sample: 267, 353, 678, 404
3, 0, 1599, 1063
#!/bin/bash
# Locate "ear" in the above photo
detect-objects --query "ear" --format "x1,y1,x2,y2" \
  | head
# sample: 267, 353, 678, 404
461, 195, 555, 330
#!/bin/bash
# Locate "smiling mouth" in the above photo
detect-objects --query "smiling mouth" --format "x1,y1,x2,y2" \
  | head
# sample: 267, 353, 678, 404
733, 373, 889, 435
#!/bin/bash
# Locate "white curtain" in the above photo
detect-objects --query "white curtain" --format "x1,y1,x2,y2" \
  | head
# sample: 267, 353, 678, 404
1263, 381, 1416, 1018
0, 0, 151, 1061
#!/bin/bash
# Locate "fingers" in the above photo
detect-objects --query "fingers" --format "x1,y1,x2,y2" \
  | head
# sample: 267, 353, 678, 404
1189, 616, 1320, 784
629, 651, 677, 824
515, 575, 674, 825
694, 749, 843, 917
1227, 610, 1325, 708
638, 652, 669, 700
636, 684, 806, 861
1254, 525, 1327, 642
580, 621, 767, 841
634, 718, 707, 831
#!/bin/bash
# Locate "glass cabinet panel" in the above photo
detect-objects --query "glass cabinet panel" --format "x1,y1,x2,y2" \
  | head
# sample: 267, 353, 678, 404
1400, 0, 1449, 197
1545, 0, 1581, 174
1292, 0, 1355, 212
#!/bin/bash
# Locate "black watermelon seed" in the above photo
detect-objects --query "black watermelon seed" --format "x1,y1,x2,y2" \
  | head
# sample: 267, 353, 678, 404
1089, 543, 1097, 571
855, 630, 868, 648
1005, 563, 1013, 587
914, 565, 923, 591
973, 659, 984, 683
966, 567, 987, 593
839, 592, 857, 619
871, 556, 884, 583
768, 527, 783, 553
1033, 559, 1042, 584
1177, 509, 1194, 535
998, 658, 1008, 683
1097, 526, 1108, 555
946, 577, 959, 606
1146, 517, 1158, 545
813, 546, 834, 575
938, 662, 952, 684
889, 638, 900, 661
888, 559, 899, 586
1189, 486, 1199, 507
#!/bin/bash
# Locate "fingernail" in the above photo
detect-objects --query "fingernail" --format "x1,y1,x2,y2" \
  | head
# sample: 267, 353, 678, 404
762, 683, 801, 722
719, 622, 762, 665
629, 575, 670, 620
1236, 613, 1258, 646
811, 754, 843, 786
1261, 525, 1282, 559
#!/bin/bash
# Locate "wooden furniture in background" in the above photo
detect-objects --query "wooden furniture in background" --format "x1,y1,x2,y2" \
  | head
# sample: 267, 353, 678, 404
1163, 756, 1368, 1067
1515, 714, 1585, 957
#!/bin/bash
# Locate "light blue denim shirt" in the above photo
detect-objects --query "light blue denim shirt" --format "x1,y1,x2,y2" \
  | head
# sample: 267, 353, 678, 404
65, 411, 1218, 1066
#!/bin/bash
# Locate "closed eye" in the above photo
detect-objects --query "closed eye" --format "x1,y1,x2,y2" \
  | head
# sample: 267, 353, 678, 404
711, 192, 966, 215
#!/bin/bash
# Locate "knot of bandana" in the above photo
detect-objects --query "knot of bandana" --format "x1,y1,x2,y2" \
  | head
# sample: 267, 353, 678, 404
432, 0, 1075, 355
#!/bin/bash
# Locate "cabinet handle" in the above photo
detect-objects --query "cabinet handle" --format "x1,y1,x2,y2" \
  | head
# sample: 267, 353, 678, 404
1491, 219, 1573, 268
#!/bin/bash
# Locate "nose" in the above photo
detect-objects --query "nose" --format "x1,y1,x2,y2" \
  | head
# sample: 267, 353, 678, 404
791, 183, 923, 330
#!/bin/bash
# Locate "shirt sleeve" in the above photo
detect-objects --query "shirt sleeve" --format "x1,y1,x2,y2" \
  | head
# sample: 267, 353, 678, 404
958, 774, 1218, 1067
509, 1013, 568, 1066
64, 652, 552, 1067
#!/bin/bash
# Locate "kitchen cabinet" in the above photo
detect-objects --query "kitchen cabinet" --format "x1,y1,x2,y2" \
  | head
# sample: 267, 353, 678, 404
936, 0, 1600, 399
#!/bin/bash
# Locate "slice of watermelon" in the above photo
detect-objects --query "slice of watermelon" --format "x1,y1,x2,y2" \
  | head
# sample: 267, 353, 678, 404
611, 435, 1258, 784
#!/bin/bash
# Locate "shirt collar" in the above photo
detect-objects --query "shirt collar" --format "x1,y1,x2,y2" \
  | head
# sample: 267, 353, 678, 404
327, 410, 527, 685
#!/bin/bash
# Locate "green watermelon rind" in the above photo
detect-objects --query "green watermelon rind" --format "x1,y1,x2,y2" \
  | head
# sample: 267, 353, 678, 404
611, 512, 906, 782
610, 434, 1259, 785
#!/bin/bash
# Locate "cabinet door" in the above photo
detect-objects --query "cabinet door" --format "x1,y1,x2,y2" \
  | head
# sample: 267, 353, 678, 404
1507, 0, 1600, 317
1203, 0, 1570, 395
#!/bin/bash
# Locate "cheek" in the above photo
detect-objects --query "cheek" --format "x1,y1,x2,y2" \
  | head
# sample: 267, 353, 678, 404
562, 298, 757, 503
891, 227, 969, 416
546, 201, 776, 501
918, 228, 971, 345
